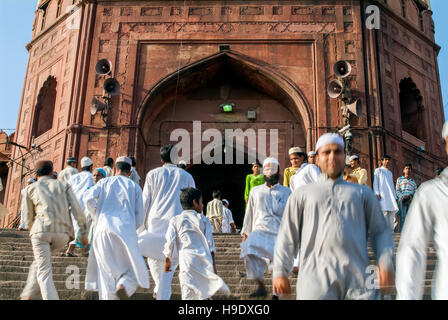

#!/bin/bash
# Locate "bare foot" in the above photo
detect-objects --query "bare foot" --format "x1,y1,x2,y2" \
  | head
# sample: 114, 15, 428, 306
116, 284, 129, 300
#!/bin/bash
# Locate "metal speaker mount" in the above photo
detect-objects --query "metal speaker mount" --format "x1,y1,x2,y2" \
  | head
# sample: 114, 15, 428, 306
90, 97, 108, 116
327, 79, 344, 99
95, 59, 112, 76
333, 60, 352, 78
346, 99, 362, 117
103, 78, 120, 96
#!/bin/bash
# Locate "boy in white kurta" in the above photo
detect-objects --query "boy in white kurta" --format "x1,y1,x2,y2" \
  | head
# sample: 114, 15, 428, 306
373, 155, 399, 232
65, 157, 95, 257
241, 157, 292, 298
222, 199, 236, 233
84, 157, 150, 300
138, 144, 195, 300
396, 122, 448, 300
164, 187, 230, 300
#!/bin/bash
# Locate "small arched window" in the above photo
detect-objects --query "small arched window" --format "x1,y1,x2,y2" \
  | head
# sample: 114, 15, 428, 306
399, 77, 425, 141
32, 76, 57, 138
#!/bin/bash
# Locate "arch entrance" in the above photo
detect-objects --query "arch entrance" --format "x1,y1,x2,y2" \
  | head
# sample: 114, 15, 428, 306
138, 51, 310, 225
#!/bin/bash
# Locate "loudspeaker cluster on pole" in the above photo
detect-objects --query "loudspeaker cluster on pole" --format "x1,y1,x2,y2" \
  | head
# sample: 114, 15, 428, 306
327, 60, 362, 155
91, 59, 120, 125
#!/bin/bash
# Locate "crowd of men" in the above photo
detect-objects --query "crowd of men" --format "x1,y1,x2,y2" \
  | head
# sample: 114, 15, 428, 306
17, 122, 448, 300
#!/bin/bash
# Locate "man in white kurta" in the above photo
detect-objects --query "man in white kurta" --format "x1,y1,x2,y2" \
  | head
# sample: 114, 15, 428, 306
164, 187, 230, 300
58, 157, 78, 185
222, 199, 236, 233
129, 156, 141, 186
84, 156, 149, 300
241, 157, 292, 298
396, 122, 448, 300
273, 133, 395, 300
65, 157, 95, 256
289, 163, 321, 273
373, 155, 399, 232
289, 163, 321, 192
138, 144, 195, 300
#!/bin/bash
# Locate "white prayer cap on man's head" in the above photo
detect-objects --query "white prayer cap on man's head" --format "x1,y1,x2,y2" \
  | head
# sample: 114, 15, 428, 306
179, 160, 187, 166
289, 147, 305, 155
442, 122, 448, 140
81, 157, 93, 167
315, 133, 345, 153
263, 157, 280, 176
222, 199, 229, 205
116, 156, 132, 166
307, 151, 316, 157
349, 155, 359, 162
27, 178, 36, 184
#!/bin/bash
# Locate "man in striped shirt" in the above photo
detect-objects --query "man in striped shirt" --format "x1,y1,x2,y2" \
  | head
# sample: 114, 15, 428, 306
395, 163, 417, 232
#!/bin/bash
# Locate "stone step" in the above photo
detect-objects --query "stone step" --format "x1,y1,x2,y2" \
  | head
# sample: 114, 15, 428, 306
0, 260, 251, 271
0, 280, 435, 301
0, 272, 304, 286
0, 263, 437, 281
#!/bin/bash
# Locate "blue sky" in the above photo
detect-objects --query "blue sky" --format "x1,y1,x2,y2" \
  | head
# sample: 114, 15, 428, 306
0, 0, 447, 134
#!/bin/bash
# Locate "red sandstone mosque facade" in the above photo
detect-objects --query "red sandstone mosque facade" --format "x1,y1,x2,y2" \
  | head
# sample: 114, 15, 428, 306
1, 0, 445, 227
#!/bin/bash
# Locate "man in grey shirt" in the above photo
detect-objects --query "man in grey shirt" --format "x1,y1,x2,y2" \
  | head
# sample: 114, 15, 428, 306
272, 133, 395, 299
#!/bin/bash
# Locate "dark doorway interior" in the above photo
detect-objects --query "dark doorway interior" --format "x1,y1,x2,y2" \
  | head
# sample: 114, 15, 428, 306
0, 163, 9, 204
187, 162, 252, 229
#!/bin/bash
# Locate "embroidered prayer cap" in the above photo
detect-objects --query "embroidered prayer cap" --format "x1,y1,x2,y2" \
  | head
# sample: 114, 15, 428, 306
307, 151, 316, 157
315, 133, 345, 152
288, 147, 305, 155
116, 156, 132, 166
81, 157, 93, 167
443, 122, 448, 140
349, 155, 359, 162
222, 199, 229, 205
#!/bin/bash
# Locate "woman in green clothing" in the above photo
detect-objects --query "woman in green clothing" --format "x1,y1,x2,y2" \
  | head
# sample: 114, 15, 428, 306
244, 161, 265, 207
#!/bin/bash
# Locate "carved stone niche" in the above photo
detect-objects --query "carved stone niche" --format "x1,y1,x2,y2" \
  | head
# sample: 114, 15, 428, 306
141, 7, 163, 16
240, 6, 264, 15
322, 7, 335, 16
189, 7, 213, 16
291, 7, 314, 15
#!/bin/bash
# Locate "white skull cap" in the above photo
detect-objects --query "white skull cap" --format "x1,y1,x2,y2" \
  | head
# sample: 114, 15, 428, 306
116, 156, 132, 166
81, 157, 93, 167
315, 133, 345, 152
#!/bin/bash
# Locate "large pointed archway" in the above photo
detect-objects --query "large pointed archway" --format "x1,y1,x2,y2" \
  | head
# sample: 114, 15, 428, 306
136, 50, 312, 224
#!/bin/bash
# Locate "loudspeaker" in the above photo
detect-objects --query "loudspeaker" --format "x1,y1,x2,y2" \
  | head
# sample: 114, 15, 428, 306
327, 79, 344, 99
95, 59, 112, 76
90, 97, 108, 115
103, 78, 120, 96
333, 60, 352, 78
346, 99, 362, 117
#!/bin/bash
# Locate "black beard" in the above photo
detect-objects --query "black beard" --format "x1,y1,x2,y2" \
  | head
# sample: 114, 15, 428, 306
265, 174, 279, 187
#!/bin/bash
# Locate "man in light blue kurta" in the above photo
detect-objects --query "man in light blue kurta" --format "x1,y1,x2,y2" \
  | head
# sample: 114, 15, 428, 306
273, 133, 395, 300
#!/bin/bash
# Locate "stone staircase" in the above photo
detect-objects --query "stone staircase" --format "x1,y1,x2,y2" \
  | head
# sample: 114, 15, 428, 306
0, 228, 435, 300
